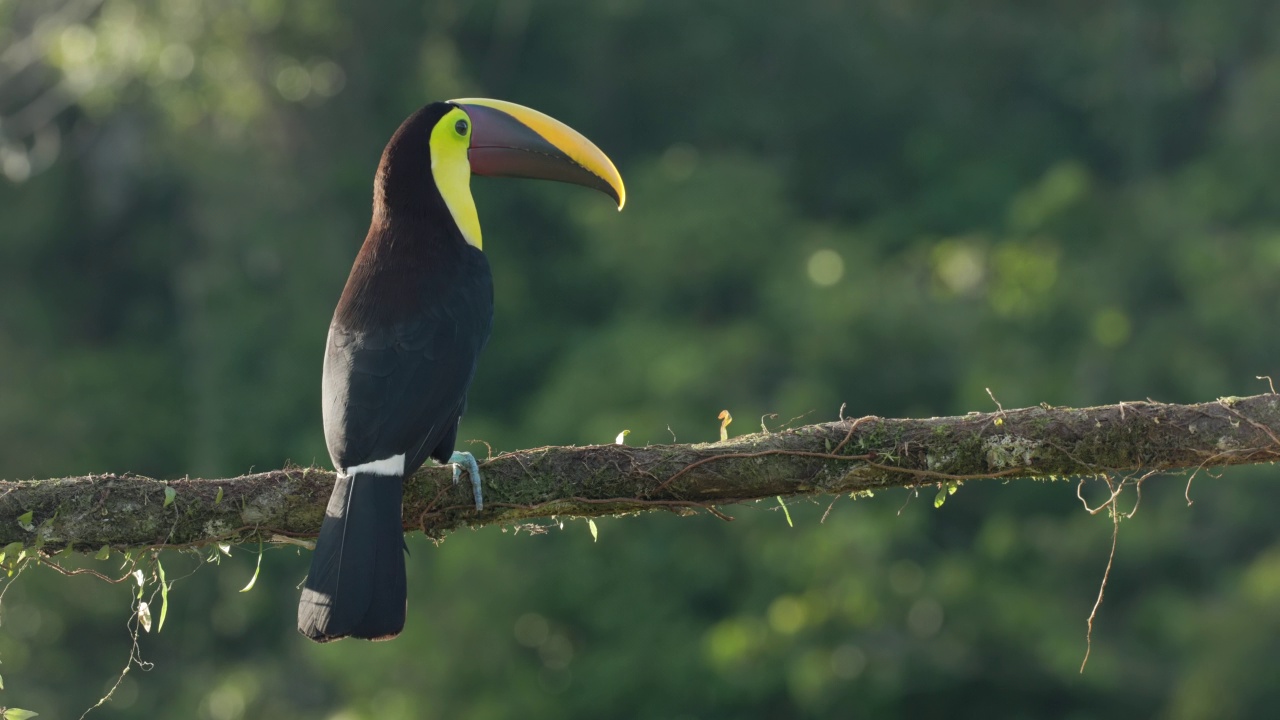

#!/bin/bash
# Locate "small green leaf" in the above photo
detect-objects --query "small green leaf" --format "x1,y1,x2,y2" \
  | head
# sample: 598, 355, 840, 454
776, 496, 793, 527
1, 542, 21, 567
587, 519, 598, 542
5, 708, 40, 720
934, 487, 948, 508
215, 487, 224, 504
240, 543, 263, 593
95, 545, 110, 561
157, 558, 170, 632
163, 486, 176, 508
0, 672, 4, 689
16, 510, 33, 530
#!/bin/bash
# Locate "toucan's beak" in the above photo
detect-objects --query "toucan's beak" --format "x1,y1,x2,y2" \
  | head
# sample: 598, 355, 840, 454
451, 98, 626, 210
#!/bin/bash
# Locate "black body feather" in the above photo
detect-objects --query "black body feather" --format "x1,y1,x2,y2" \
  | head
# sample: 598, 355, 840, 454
298, 103, 494, 642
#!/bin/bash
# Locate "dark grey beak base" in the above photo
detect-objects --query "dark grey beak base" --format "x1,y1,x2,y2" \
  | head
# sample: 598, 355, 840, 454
460, 103, 621, 205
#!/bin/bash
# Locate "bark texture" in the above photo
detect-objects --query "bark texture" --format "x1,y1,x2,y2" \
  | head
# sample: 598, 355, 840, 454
3, 394, 1279, 552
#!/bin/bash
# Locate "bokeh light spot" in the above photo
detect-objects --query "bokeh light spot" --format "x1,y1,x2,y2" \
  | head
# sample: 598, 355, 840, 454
310, 60, 346, 98
514, 612, 550, 647
538, 633, 574, 669
705, 617, 764, 670
933, 239, 985, 295
1093, 307, 1131, 347
907, 597, 944, 638
200, 684, 245, 720
830, 644, 867, 679
768, 595, 807, 634
275, 63, 311, 101
58, 24, 97, 65
660, 143, 699, 182
1, 148, 32, 183
159, 44, 196, 80
807, 248, 845, 286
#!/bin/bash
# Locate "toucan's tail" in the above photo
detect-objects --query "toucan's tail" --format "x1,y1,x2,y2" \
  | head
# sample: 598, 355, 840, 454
298, 472, 407, 642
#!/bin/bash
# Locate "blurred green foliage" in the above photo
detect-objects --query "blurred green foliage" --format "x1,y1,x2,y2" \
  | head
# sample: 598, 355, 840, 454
2, 0, 1280, 717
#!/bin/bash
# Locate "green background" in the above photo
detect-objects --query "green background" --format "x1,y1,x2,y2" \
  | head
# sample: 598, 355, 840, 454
3, 0, 1280, 717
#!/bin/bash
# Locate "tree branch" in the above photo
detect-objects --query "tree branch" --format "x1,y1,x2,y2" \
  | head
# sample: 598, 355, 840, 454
3, 394, 1278, 552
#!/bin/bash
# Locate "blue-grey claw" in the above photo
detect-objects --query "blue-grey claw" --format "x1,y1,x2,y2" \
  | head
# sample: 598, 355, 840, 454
449, 451, 483, 512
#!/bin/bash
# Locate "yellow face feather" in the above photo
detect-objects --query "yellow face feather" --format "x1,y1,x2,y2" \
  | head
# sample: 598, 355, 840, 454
429, 106, 483, 250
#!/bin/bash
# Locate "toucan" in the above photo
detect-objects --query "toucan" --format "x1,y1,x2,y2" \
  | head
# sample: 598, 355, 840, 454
297, 99, 625, 642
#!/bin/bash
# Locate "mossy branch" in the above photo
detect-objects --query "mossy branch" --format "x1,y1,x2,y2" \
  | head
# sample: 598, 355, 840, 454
3, 394, 1279, 552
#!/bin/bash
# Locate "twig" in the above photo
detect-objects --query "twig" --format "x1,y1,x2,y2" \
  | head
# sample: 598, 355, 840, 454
1081, 474, 1122, 673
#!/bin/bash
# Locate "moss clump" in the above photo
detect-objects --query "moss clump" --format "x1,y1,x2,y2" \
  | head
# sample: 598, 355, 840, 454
983, 435, 1043, 469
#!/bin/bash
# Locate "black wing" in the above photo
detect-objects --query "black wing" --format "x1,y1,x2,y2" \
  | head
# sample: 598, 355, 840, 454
322, 260, 493, 475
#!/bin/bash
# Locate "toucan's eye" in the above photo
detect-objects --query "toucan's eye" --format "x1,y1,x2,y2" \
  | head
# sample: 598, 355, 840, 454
455, 119, 468, 136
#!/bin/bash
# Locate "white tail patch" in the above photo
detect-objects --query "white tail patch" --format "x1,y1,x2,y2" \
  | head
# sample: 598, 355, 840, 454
342, 453, 406, 477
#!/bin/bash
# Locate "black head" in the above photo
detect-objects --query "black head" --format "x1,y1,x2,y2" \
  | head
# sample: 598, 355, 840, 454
372, 102, 455, 216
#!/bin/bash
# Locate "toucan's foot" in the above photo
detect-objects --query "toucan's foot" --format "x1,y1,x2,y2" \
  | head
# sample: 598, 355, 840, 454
449, 451, 483, 512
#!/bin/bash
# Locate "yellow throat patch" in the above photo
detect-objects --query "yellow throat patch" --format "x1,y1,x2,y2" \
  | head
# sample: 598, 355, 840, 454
429, 106, 482, 250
